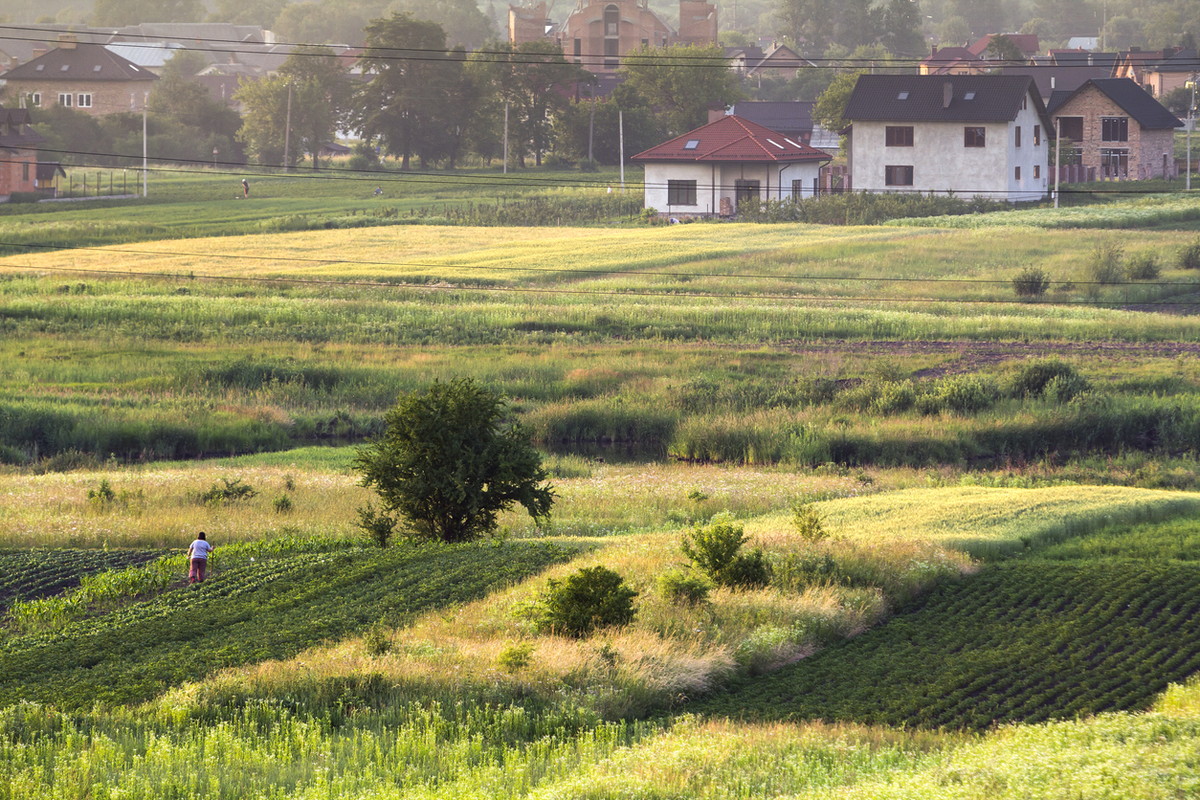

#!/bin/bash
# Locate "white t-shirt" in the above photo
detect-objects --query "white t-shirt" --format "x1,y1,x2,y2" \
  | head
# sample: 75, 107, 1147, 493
189, 540, 214, 559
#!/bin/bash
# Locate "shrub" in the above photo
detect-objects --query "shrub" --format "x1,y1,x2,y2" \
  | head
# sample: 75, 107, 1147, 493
87, 478, 117, 505
356, 503, 396, 548
1088, 240, 1125, 284
1179, 238, 1200, 269
537, 566, 637, 637
273, 494, 293, 513
363, 622, 392, 656
871, 380, 916, 414
496, 641, 535, 671
682, 516, 771, 588
1012, 266, 1051, 297
656, 567, 713, 606
792, 501, 828, 542
1010, 361, 1083, 398
196, 477, 257, 504
1044, 372, 1091, 404
1125, 252, 1161, 280
772, 551, 840, 591
930, 375, 1000, 414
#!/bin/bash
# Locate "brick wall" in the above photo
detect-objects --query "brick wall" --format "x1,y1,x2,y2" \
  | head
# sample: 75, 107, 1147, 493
0, 149, 38, 197
1051, 85, 1176, 180
5, 78, 156, 116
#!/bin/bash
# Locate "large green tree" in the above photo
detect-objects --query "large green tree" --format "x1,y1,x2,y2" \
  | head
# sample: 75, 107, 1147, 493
354, 379, 555, 544
353, 13, 474, 169
618, 44, 742, 139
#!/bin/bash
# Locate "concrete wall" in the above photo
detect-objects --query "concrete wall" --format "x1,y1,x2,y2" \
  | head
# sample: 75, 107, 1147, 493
643, 160, 824, 216
850, 96, 1048, 201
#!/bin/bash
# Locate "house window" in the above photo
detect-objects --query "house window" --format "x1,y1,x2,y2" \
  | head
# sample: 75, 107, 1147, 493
603, 37, 618, 68
791, 179, 805, 199
1058, 117, 1083, 141
667, 180, 697, 205
77, 93, 92, 108
1015, 126, 1021, 147
22, 163, 29, 182
964, 127, 985, 147
1033, 125, 1041, 145
27, 92, 40, 107
1034, 165, 1041, 179
573, 39, 581, 58
58, 93, 72, 107
885, 165, 914, 186
1015, 166, 1021, 181
885, 126, 914, 146
604, 4, 619, 36
734, 179, 760, 204
1101, 148, 1129, 177
1102, 117, 1128, 142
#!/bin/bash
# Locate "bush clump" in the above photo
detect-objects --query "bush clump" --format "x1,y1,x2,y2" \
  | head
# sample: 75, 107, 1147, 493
1012, 266, 1051, 297
1088, 240, 1125, 284
792, 501, 828, 543
196, 477, 257, 504
1125, 252, 1161, 280
537, 566, 637, 637
1178, 239, 1200, 270
1009, 361, 1087, 399
656, 567, 713, 606
682, 516, 771, 588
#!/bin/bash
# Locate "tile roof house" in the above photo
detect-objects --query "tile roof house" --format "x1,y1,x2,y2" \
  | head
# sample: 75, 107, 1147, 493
919, 46, 985, 75
843, 74, 1052, 202
1046, 78, 1182, 180
1, 34, 157, 114
631, 114, 831, 217
1137, 48, 1198, 98
0, 105, 44, 199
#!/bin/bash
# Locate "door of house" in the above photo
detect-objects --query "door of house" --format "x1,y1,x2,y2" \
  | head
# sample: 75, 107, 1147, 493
734, 179, 760, 208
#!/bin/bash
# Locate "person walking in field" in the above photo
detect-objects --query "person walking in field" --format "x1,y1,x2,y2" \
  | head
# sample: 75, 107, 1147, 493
188, 531, 214, 583
241, 178, 250, 198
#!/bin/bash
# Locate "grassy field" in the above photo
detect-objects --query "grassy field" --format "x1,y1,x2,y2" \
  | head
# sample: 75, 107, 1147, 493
2, 483, 1199, 798
2, 171, 1200, 797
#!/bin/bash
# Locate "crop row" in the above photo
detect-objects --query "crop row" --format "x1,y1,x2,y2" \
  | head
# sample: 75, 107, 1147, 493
0, 549, 165, 611
697, 557, 1200, 731
0, 541, 569, 709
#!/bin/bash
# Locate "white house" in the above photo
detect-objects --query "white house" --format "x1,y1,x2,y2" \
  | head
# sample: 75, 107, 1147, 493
844, 74, 1052, 202
630, 114, 832, 217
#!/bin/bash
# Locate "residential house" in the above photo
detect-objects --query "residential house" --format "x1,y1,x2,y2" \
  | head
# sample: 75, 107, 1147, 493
919, 46, 985, 76
1047, 78, 1182, 180
0, 104, 43, 199
1, 34, 157, 114
844, 74, 1052, 202
509, 0, 717, 74
1114, 47, 1184, 93
965, 33, 1040, 61
745, 43, 812, 82
1138, 48, 1198, 98
709, 101, 815, 143
631, 113, 831, 217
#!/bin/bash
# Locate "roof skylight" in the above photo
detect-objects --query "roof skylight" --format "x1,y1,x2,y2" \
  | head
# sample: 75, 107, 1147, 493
684, 139, 700, 150
963, 91, 976, 100
897, 91, 909, 100
766, 138, 785, 149
784, 138, 802, 148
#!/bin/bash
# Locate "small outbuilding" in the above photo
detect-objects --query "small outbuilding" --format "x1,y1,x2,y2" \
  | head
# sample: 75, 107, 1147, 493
631, 114, 832, 218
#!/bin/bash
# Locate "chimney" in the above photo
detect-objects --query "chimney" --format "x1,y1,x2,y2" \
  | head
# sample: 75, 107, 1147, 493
943, 81, 953, 108
57, 33, 78, 50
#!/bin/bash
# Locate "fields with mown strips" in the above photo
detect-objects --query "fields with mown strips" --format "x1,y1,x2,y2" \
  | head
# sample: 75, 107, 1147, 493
697, 515, 1200, 731
1, 485, 1199, 797
4, 214, 1200, 472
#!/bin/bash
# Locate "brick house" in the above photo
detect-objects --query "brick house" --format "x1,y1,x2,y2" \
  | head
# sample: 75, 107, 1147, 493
1, 35, 158, 115
1047, 78, 1182, 180
509, 0, 717, 74
0, 105, 43, 199
631, 114, 831, 217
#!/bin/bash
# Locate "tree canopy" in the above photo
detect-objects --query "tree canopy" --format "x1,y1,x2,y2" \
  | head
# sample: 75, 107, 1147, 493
618, 44, 743, 139
353, 379, 555, 544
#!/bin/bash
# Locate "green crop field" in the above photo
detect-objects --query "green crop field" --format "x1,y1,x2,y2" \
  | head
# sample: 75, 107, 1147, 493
1, 170, 1200, 797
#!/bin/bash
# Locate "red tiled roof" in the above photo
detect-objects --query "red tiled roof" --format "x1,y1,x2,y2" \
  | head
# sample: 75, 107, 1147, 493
630, 114, 831, 163
966, 33, 1040, 58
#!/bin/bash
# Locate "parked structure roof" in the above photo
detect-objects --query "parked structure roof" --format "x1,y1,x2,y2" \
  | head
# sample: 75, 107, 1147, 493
843, 74, 1046, 124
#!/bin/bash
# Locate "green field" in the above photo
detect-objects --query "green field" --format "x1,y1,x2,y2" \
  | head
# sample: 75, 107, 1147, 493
1, 169, 1199, 797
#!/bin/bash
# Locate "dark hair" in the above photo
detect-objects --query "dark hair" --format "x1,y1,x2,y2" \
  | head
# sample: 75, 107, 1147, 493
197, 532, 207, 540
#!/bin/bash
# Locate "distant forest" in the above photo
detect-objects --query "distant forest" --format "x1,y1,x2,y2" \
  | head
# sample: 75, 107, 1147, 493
0, 0, 1196, 55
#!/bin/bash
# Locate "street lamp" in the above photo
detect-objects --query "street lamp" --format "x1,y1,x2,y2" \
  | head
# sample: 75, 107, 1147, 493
212, 147, 219, 169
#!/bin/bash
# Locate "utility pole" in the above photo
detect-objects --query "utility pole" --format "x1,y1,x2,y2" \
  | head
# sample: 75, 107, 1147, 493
1187, 75, 1196, 191
142, 95, 148, 198
1054, 116, 1061, 208
619, 109, 625, 191
283, 82, 293, 171
503, 101, 509, 175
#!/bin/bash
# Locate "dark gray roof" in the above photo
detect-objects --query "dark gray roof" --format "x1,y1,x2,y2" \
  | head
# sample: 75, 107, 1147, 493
1148, 48, 1198, 73
1047, 78, 1182, 129
0, 105, 43, 149
724, 101, 814, 136
999, 64, 1111, 101
2, 42, 156, 82
844, 74, 1045, 124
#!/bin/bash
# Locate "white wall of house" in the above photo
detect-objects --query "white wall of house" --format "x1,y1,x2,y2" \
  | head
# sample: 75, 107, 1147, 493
642, 161, 825, 216
850, 99, 1048, 202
